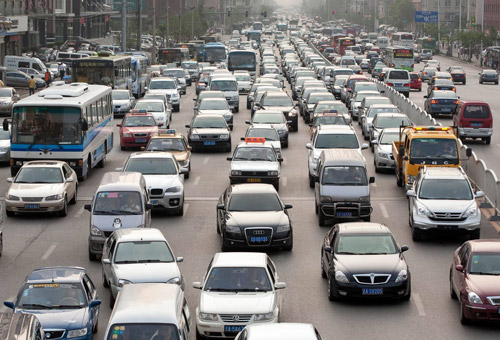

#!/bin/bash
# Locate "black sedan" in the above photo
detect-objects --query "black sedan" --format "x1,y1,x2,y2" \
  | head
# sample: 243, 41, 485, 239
447, 66, 466, 84
427, 79, 456, 96
216, 183, 293, 251
320, 222, 411, 301
479, 69, 499, 84
424, 90, 459, 117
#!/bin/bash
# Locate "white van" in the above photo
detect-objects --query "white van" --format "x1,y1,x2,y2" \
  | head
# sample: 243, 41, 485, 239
4, 56, 46, 72
209, 76, 239, 112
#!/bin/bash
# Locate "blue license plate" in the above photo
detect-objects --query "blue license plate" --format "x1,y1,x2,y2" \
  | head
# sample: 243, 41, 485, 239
204, 141, 216, 146
250, 236, 268, 243
136, 138, 146, 143
471, 123, 482, 127
24, 204, 40, 209
151, 200, 159, 205
224, 326, 245, 333
362, 288, 383, 295
498, 308, 500, 314
113, 108, 118, 112
337, 212, 352, 217
441, 108, 451, 112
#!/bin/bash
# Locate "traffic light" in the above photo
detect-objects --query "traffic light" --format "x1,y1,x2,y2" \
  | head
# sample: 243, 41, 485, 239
332, 10, 336, 15
227, 10, 230, 17
245, 11, 249, 18
403, 17, 407, 24
264, 11, 267, 18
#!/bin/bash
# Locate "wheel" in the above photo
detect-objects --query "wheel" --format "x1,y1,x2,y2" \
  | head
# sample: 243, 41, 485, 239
102, 269, 109, 288
79, 158, 91, 182
120, 145, 126, 151
234, 106, 239, 113
92, 319, 99, 334
327, 275, 339, 301
6, 209, 14, 217
109, 294, 115, 309
59, 197, 68, 217
320, 254, 327, 278
463, 80, 466, 85
484, 137, 491, 145
174, 203, 184, 216
184, 171, 190, 180
88, 246, 98, 261
283, 141, 288, 148
496, 81, 498, 85
292, 122, 298, 132
97, 144, 106, 168
319, 210, 327, 226
411, 226, 422, 242
225, 143, 232, 152
69, 185, 78, 205
460, 300, 471, 325
247, 101, 251, 109
418, 88, 422, 92
450, 270, 457, 299
309, 174, 315, 188
469, 229, 480, 240
174, 104, 180, 112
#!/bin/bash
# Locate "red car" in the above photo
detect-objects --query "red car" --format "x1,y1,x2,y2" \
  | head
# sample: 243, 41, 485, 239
117, 112, 159, 150
450, 239, 500, 324
409, 72, 422, 91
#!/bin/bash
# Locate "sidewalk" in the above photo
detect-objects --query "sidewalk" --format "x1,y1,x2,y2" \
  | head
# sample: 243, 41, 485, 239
435, 45, 484, 69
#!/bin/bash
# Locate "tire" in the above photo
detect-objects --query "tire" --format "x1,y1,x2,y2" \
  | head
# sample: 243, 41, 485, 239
97, 144, 106, 168
460, 301, 471, 325
469, 229, 480, 240
309, 174, 315, 188
174, 104, 180, 112
102, 269, 109, 288
319, 210, 327, 226
485, 137, 491, 145
412, 226, 422, 242
88, 246, 99, 261
93, 319, 99, 334
6, 209, 14, 217
450, 270, 457, 299
109, 294, 115, 309
59, 197, 68, 217
234, 106, 239, 113
247, 101, 251, 109
463, 81, 466, 85
196, 329, 206, 340
321, 255, 327, 278
69, 185, 78, 205
225, 142, 232, 152
184, 171, 190, 180
120, 145, 126, 151
282, 237, 293, 251
79, 158, 91, 182
327, 275, 339, 301
496, 81, 498, 85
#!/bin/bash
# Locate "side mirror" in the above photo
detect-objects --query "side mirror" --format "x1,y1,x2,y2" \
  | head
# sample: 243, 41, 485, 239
176, 257, 184, 263
475, 191, 485, 198
275, 282, 287, 290
369, 176, 375, 184
192, 282, 203, 289
278, 157, 283, 163
146, 203, 154, 210
6, 177, 13, 183
102, 258, 111, 265
305, 143, 312, 150
371, 139, 377, 145
226, 157, 232, 161
89, 300, 102, 308
403, 155, 409, 161
324, 245, 332, 253
400, 245, 409, 253
115, 167, 123, 171
423, 95, 428, 98
116, 124, 122, 127
361, 143, 369, 150
284, 203, 293, 209
455, 264, 464, 272
84, 204, 91, 211
193, 98, 197, 101
245, 120, 251, 125
3, 301, 15, 309
217, 203, 225, 210
466, 148, 472, 157
185, 124, 190, 128
406, 190, 416, 197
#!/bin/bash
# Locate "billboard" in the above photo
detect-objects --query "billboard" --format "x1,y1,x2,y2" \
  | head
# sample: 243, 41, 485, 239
415, 11, 438, 23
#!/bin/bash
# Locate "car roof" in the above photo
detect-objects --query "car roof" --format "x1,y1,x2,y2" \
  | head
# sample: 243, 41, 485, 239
128, 151, 175, 160
200, 97, 228, 102
374, 112, 408, 118
337, 222, 392, 234
316, 125, 355, 134
368, 103, 398, 109
111, 228, 167, 242
230, 183, 278, 194
321, 149, 364, 165
422, 167, 465, 180
468, 239, 500, 253
26, 266, 85, 284
150, 77, 175, 81
22, 160, 66, 168
212, 252, 268, 268
264, 91, 290, 97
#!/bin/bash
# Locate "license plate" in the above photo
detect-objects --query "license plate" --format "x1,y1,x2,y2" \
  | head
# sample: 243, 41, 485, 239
498, 308, 500, 314
24, 204, 40, 209
362, 288, 383, 295
395, 83, 401, 86
441, 108, 450, 112
337, 211, 352, 217
250, 236, 268, 243
151, 200, 158, 205
204, 141, 216, 146
225, 326, 245, 333
136, 138, 146, 143
471, 123, 482, 127
113, 108, 118, 112
247, 178, 261, 183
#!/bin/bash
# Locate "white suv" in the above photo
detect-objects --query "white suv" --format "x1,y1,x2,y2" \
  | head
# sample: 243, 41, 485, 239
384, 69, 410, 97
193, 252, 286, 339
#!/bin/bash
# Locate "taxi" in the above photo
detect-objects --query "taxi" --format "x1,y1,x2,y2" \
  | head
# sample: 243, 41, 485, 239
309, 110, 349, 138
227, 137, 282, 191
117, 112, 159, 150
244, 125, 282, 159
145, 129, 192, 178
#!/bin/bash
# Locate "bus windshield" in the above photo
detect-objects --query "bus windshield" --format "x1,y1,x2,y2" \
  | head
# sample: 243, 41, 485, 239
228, 52, 256, 70
205, 47, 226, 63
11, 106, 82, 145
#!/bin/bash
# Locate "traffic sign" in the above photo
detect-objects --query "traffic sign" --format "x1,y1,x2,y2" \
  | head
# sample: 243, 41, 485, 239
415, 11, 438, 23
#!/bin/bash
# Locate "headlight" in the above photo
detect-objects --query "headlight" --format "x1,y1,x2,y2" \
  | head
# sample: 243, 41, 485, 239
7, 194, 19, 201
395, 269, 408, 283
123, 132, 132, 138
118, 279, 132, 287
407, 175, 416, 184
276, 225, 290, 233
377, 152, 390, 159
190, 134, 200, 140
468, 292, 483, 304
45, 194, 63, 201
121, 103, 130, 109
166, 186, 181, 193
219, 134, 229, 140
231, 170, 242, 176
90, 225, 103, 237
67, 328, 88, 338
278, 130, 286, 135
254, 312, 275, 321
268, 171, 278, 176
288, 111, 297, 117
417, 205, 432, 217
178, 160, 188, 167
199, 312, 218, 321
359, 195, 370, 203
463, 205, 478, 218
0, 147, 8, 152
320, 195, 332, 203
172, 93, 179, 98
166, 277, 181, 285
223, 113, 232, 118
225, 225, 241, 233
335, 270, 349, 283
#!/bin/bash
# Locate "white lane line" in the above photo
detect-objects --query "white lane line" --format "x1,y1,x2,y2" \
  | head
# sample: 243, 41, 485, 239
193, 176, 201, 186
41, 243, 57, 261
496, 144, 500, 148
412, 293, 426, 316
203, 156, 210, 164
282, 177, 288, 187
184, 203, 190, 216
282, 158, 287, 165
74, 205, 85, 219
379, 203, 389, 219
0, 296, 16, 312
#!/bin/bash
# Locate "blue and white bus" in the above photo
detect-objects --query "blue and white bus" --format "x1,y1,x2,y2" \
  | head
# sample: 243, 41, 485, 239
7, 83, 114, 180
227, 50, 257, 79
203, 43, 227, 64
131, 55, 148, 98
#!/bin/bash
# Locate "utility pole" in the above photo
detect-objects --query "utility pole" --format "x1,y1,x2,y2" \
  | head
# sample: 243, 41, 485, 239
459, 0, 462, 30
121, 0, 127, 51
152, 0, 157, 64
438, 0, 441, 52
480, 0, 484, 52
191, 2, 196, 40
138, 0, 142, 51
166, 1, 170, 47
178, 0, 182, 43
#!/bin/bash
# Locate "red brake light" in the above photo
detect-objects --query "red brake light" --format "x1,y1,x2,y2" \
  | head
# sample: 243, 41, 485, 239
386, 83, 393, 86
431, 100, 438, 104
454, 100, 459, 104
434, 87, 438, 90
404, 83, 410, 87
452, 88, 456, 91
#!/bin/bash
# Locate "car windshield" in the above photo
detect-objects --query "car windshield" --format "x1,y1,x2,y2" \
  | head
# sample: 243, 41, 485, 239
192, 117, 227, 128
336, 234, 398, 255
146, 138, 186, 151
374, 117, 410, 129
309, 95, 334, 104
149, 80, 176, 89
410, 138, 458, 159
434, 79, 454, 86
468, 254, 500, 275
135, 102, 164, 112
262, 96, 293, 106
124, 158, 177, 175
247, 129, 279, 141
322, 166, 368, 185
228, 193, 282, 211
15, 167, 63, 183
364, 98, 391, 107
314, 116, 347, 126
368, 107, 399, 117
182, 63, 197, 69
204, 267, 273, 292
379, 132, 400, 145
314, 133, 359, 149
235, 74, 250, 81
0, 88, 12, 97
355, 93, 379, 102
315, 104, 348, 114
419, 179, 473, 200
112, 92, 129, 100
210, 80, 237, 91
354, 83, 378, 91
334, 78, 346, 86
253, 113, 285, 124
114, 241, 174, 263
163, 70, 184, 78
123, 115, 156, 127
105, 324, 180, 340
199, 100, 229, 110
233, 147, 276, 161
463, 105, 490, 119
18, 283, 87, 309
93, 191, 143, 215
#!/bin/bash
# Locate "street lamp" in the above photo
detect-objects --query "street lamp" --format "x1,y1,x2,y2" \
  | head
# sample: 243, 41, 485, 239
188, 5, 196, 40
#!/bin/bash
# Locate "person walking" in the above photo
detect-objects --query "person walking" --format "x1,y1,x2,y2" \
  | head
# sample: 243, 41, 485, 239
58, 63, 65, 79
28, 76, 36, 95
44, 69, 51, 86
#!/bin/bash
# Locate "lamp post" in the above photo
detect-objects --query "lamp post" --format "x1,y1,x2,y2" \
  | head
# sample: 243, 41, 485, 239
188, 5, 196, 40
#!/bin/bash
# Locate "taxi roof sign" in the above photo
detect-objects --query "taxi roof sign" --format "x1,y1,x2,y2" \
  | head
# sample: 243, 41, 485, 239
413, 126, 450, 131
166, 129, 176, 134
245, 137, 266, 143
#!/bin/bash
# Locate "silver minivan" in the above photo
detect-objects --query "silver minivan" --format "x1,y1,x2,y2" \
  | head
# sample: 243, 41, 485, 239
85, 172, 152, 261
104, 283, 191, 340
209, 76, 240, 112
314, 149, 375, 226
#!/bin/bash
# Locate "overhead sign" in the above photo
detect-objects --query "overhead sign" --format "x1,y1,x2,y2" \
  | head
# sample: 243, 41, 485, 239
415, 11, 438, 23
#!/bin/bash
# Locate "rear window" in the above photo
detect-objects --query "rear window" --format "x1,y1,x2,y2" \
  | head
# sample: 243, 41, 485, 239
463, 105, 491, 119
388, 71, 409, 80
410, 74, 419, 79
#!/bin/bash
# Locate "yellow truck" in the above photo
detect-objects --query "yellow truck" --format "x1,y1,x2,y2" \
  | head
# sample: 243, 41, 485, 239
393, 126, 471, 189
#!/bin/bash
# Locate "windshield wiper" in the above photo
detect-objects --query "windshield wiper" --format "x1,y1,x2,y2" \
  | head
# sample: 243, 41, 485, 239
234, 288, 269, 292
207, 288, 237, 292
114, 260, 140, 264
337, 252, 363, 255
136, 259, 167, 263
21, 303, 52, 309
470, 272, 500, 275
93, 210, 114, 215
52, 305, 83, 309
111, 210, 139, 215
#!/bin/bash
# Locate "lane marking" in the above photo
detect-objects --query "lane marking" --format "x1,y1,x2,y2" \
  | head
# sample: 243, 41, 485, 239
184, 203, 190, 216
193, 176, 201, 186
203, 156, 210, 164
379, 203, 389, 219
412, 293, 426, 316
41, 243, 57, 261
282, 177, 288, 187
73, 205, 85, 219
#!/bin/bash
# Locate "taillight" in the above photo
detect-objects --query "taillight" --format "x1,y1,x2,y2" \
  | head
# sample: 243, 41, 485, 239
452, 88, 456, 91
404, 83, 410, 87
454, 100, 459, 104
431, 100, 438, 104
423, 72, 427, 74
434, 87, 438, 90
386, 82, 393, 86
391, 63, 395, 67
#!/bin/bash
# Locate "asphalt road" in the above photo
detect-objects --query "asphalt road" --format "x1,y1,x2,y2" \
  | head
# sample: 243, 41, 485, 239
0, 53, 500, 340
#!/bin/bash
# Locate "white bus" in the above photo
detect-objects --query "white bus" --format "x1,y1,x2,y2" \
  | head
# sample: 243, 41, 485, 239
131, 55, 148, 98
385, 47, 414, 71
7, 83, 114, 180
390, 32, 414, 49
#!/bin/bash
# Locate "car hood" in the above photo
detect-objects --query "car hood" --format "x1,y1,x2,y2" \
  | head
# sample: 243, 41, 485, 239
335, 254, 405, 275
198, 110, 232, 116
191, 128, 229, 135
16, 307, 88, 330
8, 183, 64, 197
226, 211, 289, 226
320, 184, 369, 201
122, 126, 157, 133
253, 123, 287, 132
143, 174, 181, 190
231, 161, 279, 172
199, 291, 275, 314
0, 139, 10, 148
421, 200, 474, 213
113, 262, 181, 283
466, 275, 500, 297
92, 215, 144, 231
168, 151, 189, 162
377, 144, 393, 154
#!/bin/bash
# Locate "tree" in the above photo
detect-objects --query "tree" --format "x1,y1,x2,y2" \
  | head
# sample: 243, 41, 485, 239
388, 0, 415, 30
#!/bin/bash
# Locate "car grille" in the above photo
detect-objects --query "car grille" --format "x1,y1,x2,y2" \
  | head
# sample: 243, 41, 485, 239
429, 212, 466, 221
353, 274, 391, 285
241, 171, 268, 176
244, 228, 273, 246
44, 330, 65, 339
219, 314, 253, 323
22, 197, 43, 202
200, 135, 220, 140
133, 133, 148, 137
487, 296, 500, 305
150, 188, 163, 196
114, 105, 121, 109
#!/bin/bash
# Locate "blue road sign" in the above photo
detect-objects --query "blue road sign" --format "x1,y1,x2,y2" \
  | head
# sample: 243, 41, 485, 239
415, 11, 439, 23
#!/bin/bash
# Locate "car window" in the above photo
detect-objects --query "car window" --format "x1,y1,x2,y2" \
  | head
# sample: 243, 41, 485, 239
204, 267, 272, 292
15, 167, 63, 184
335, 234, 398, 254
463, 105, 490, 119
228, 193, 282, 211
114, 241, 174, 263
419, 179, 472, 200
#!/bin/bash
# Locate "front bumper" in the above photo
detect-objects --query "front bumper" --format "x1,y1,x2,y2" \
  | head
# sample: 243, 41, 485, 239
411, 211, 481, 232
458, 127, 493, 138
462, 301, 500, 321
332, 279, 410, 299
149, 192, 184, 211
223, 229, 292, 249
5, 198, 65, 213
196, 313, 278, 339
374, 154, 395, 169
88, 235, 106, 256
230, 176, 279, 185
319, 202, 373, 219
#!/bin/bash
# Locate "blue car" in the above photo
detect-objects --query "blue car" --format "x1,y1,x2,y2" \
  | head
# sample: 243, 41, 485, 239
4, 266, 101, 340
424, 90, 459, 117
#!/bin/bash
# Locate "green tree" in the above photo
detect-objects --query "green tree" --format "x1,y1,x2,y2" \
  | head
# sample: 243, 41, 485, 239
388, 0, 415, 30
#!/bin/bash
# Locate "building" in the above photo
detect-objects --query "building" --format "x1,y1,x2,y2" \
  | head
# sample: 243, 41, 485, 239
0, 1, 28, 60
484, 0, 500, 31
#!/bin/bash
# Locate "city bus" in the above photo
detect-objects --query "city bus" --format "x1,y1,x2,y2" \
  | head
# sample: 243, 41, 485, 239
277, 23, 288, 32
7, 83, 114, 180
72, 55, 132, 89
130, 55, 148, 97
175, 43, 196, 59
247, 30, 262, 46
336, 37, 355, 55
385, 47, 414, 71
203, 43, 227, 64
332, 34, 346, 49
158, 48, 189, 65
189, 40, 205, 61
417, 37, 437, 52
390, 32, 414, 49
228, 50, 257, 79
322, 28, 334, 37
253, 22, 263, 31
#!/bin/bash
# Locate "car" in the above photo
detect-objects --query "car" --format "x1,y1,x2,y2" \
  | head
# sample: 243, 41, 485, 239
0, 128, 10, 164
183, 69, 192, 86
247, 83, 277, 109
192, 252, 286, 338
250, 86, 283, 116
357, 96, 392, 126
162, 68, 187, 94
369, 113, 412, 151
101, 228, 184, 307
321, 222, 411, 301
5, 70, 45, 88
117, 112, 159, 150
360, 104, 400, 140
247, 111, 290, 148
147, 77, 181, 112
373, 128, 399, 172
0, 87, 20, 116
185, 115, 232, 152
419, 66, 437, 82
145, 130, 192, 177
479, 69, 499, 84
196, 97, 234, 126
234, 71, 252, 94
4, 266, 101, 340
193, 90, 226, 112
420, 49, 433, 60
133, 99, 171, 128
377, 67, 393, 82
254, 91, 299, 131
331, 76, 348, 100
309, 112, 349, 137
181, 60, 199, 81
453, 101, 493, 144
235, 323, 323, 340
427, 79, 456, 96
112, 89, 135, 117
5, 160, 78, 217
424, 90, 459, 117
302, 92, 336, 124
244, 125, 282, 156
407, 167, 484, 241
117, 152, 186, 215
449, 239, 500, 324
349, 90, 382, 120
384, 69, 410, 97
312, 100, 351, 124
196, 72, 210, 95
425, 59, 441, 71
409, 72, 422, 91
447, 66, 466, 84
216, 184, 293, 251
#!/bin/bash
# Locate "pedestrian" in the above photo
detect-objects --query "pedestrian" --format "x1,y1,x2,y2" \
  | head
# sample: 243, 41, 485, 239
28, 76, 36, 95
58, 63, 65, 79
44, 69, 51, 86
